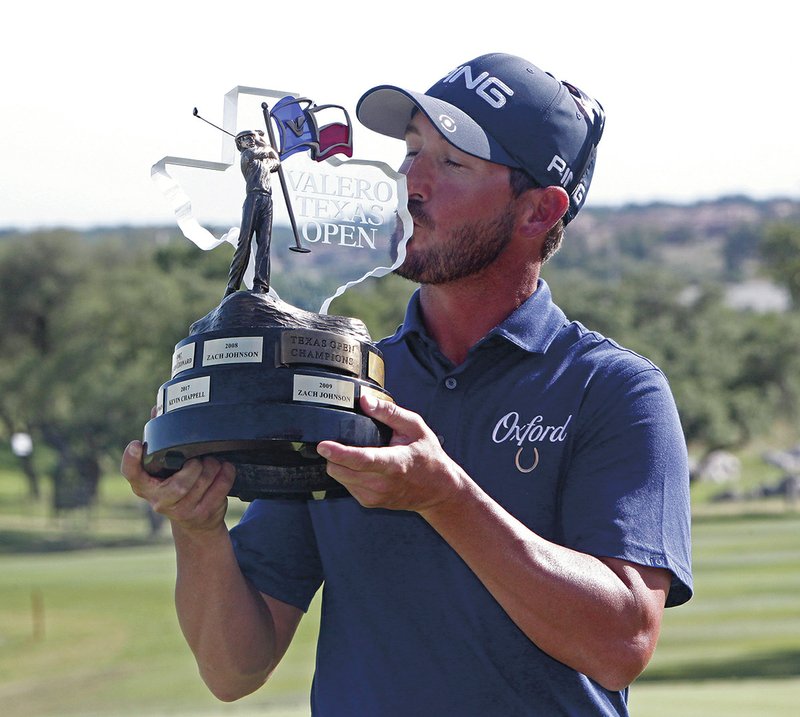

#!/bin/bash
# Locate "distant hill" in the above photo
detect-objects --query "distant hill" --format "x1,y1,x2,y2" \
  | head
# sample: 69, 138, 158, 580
553, 196, 800, 285
4, 196, 799, 292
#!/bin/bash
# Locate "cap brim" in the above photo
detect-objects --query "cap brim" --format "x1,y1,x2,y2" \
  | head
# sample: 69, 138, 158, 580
356, 85, 517, 168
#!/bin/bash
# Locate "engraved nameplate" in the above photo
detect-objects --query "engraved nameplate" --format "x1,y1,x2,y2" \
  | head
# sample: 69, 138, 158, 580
203, 337, 264, 366
165, 376, 211, 412
292, 374, 355, 409
367, 351, 385, 387
171, 342, 196, 377
280, 329, 362, 376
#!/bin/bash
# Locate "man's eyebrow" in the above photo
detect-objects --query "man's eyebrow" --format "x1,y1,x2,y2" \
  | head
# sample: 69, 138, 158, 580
403, 123, 421, 139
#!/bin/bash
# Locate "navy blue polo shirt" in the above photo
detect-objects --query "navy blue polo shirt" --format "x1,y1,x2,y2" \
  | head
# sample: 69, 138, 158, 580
231, 279, 693, 716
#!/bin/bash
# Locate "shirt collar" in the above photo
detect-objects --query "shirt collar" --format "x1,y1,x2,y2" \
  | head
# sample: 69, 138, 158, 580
388, 278, 567, 356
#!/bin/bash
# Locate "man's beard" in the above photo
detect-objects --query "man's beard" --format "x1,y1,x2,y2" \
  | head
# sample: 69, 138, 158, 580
393, 200, 515, 285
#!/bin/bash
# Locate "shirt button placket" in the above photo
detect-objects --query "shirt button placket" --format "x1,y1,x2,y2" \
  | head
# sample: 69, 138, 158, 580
438, 377, 460, 451
430, 374, 463, 458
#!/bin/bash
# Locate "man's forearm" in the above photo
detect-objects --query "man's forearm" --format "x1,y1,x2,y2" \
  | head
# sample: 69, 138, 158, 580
419, 474, 669, 691
120, 448, 295, 701
172, 522, 278, 701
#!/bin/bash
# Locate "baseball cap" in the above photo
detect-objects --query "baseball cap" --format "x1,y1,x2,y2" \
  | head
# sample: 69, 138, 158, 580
356, 53, 605, 224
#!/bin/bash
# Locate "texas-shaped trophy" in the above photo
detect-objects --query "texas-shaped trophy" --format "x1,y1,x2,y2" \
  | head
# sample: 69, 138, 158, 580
142, 87, 412, 500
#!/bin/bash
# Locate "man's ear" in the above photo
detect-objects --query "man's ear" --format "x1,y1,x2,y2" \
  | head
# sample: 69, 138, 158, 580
516, 186, 569, 238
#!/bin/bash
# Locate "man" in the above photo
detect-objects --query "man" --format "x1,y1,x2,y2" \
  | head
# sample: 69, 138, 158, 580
226, 129, 280, 295
122, 53, 692, 715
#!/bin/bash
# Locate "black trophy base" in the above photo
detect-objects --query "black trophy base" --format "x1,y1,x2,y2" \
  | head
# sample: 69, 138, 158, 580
143, 402, 390, 500
142, 291, 392, 501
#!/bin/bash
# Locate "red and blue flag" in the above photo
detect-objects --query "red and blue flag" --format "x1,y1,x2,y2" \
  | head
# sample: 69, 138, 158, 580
270, 96, 353, 162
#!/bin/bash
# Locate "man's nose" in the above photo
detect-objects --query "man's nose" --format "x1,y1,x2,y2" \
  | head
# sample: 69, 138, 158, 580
402, 155, 432, 201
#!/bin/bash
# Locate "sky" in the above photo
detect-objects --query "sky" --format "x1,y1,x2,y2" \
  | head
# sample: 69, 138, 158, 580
2, 0, 798, 230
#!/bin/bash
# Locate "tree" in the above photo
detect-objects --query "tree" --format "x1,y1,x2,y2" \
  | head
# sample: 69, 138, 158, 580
723, 223, 761, 279
0, 232, 222, 511
0, 232, 87, 500
549, 268, 798, 451
760, 221, 800, 307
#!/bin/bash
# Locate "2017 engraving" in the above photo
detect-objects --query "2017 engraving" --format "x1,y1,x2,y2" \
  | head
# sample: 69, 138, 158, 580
165, 377, 211, 412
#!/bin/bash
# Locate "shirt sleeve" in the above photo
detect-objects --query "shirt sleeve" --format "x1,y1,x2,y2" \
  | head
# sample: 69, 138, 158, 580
230, 498, 324, 612
559, 362, 693, 607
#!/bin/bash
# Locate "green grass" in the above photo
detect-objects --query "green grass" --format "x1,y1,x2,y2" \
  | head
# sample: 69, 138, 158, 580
645, 513, 800, 678
632, 678, 800, 717
1, 462, 799, 716
632, 512, 800, 715
0, 546, 320, 717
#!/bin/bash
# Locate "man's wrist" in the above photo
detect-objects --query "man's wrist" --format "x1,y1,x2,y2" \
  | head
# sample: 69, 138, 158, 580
171, 518, 230, 549
417, 464, 481, 524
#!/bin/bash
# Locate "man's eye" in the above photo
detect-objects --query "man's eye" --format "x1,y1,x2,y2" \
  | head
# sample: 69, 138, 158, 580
444, 158, 463, 168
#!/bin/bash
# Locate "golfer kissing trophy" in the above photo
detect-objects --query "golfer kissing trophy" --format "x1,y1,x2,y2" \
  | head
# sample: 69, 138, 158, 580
143, 87, 412, 500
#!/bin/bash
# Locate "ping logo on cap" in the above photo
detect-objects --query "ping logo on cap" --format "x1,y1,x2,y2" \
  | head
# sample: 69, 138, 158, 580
438, 115, 457, 133
547, 155, 574, 188
441, 66, 514, 109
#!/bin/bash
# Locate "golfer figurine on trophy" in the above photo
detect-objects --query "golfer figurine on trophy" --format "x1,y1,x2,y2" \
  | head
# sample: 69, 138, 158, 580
226, 129, 280, 296
142, 90, 412, 501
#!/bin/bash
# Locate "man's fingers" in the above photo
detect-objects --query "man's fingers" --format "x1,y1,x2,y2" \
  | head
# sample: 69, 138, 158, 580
359, 394, 425, 439
316, 441, 382, 472
177, 457, 235, 509
150, 457, 207, 507
316, 395, 429, 472
121, 440, 144, 478
121, 440, 161, 497
199, 460, 236, 505
121, 441, 233, 512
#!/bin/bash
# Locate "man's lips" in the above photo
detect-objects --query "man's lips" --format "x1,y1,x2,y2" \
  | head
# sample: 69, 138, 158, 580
408, 200, 434, 230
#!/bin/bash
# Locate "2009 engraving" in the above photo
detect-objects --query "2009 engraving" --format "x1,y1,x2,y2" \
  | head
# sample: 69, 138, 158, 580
293, 374, 355, 409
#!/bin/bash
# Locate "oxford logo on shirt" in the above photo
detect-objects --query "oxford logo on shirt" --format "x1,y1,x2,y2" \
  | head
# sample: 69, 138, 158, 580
492, 411, 572, 473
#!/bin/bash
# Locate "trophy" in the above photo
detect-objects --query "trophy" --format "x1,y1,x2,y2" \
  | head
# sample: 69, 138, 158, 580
143, 87, 411, 500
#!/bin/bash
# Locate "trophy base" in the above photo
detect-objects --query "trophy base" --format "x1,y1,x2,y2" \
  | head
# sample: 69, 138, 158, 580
141, 291, 392, 501
143, 402, 389, 500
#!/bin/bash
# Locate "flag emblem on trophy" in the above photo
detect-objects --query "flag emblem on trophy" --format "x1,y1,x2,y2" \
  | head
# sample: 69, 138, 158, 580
269, 96, 354, 162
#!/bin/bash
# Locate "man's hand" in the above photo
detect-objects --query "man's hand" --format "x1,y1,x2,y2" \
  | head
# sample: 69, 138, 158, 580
120, 441, 235, 532
317, 394, 465, 512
